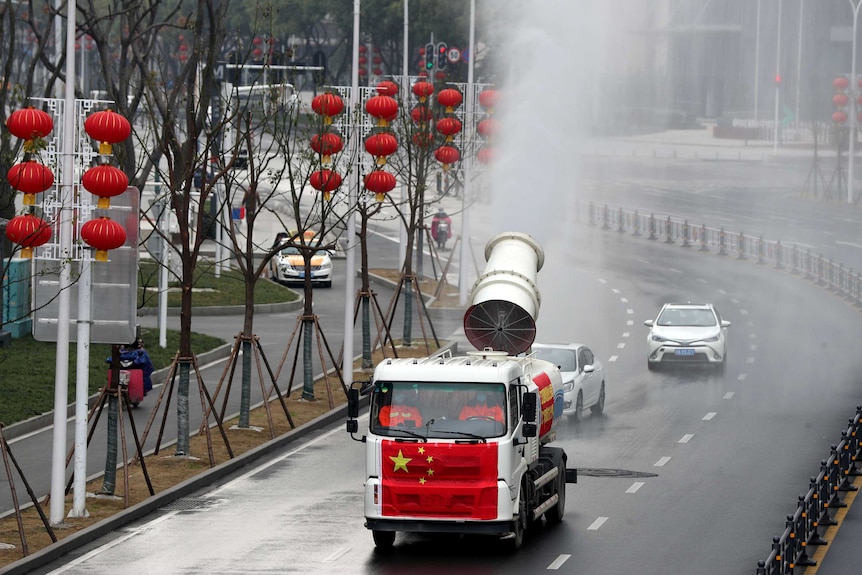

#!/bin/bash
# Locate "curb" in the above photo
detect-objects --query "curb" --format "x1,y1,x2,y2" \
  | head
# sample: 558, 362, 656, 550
0, 404, 354, 575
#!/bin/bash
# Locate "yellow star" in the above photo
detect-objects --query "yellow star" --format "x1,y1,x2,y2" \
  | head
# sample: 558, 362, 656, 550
390, 449, 412, 473
427, 468, 434, 476
426, 455, 434, 463
418, 447, 425, 454
419, 477, 426, 484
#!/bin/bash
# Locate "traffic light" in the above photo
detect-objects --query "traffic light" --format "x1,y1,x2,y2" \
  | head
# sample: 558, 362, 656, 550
437, 42, 448, 70
425, 43, 435, 71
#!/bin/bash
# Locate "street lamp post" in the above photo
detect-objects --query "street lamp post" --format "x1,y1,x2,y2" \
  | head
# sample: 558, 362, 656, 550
773, 0, 783, 156
848, 0, 862, 203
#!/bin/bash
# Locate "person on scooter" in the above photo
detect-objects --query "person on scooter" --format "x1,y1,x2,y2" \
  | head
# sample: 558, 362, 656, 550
431, 207, 452, 250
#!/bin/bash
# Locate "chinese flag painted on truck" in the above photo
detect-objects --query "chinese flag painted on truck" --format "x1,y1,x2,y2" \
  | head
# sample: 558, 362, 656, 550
381, 440, 498, 519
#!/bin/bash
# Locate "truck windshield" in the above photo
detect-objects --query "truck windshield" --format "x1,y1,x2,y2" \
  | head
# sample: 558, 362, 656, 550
370, 381, 507, 440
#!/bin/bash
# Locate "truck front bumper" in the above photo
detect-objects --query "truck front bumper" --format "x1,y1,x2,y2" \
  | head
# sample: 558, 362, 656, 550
365, 518, 514, 536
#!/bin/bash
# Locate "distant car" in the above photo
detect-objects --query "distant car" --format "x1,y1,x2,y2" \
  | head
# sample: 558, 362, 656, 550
531, 342, 605, 421
269, 243, 333, 287
644, 302, 730, 371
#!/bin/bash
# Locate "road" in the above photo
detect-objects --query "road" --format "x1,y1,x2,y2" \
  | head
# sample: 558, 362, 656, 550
5, 133, 862, 574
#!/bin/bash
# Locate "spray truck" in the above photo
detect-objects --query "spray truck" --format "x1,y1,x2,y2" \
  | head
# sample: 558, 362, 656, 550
346, 232, 577, 550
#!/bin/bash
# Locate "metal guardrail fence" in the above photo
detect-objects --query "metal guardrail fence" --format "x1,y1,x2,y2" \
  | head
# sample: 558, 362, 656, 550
578, 203, 862, 309
754, 409, 862, 574
576, 202, 862, 574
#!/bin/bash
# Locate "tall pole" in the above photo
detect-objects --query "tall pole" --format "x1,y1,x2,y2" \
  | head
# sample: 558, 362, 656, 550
848, 0, 862, 203
399, 0, 409, 268
754, 0, 762, 121
51, 0, 77, 525
773, 0, 783, 156
795, 0, 804, 124
342, 0, 360, 390
459, 0, 476, 306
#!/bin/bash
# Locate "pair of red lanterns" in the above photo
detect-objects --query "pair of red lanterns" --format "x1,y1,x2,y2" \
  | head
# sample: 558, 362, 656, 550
4, 107, 131, 261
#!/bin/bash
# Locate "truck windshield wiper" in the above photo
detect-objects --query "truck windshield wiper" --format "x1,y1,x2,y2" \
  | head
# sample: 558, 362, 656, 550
387, 428, 428, 442
424, 428, 487, 443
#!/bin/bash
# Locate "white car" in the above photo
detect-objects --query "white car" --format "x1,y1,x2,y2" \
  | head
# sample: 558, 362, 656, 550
644, 303, 730, 371
269, 243, 333, 287
531, 342, 605, 421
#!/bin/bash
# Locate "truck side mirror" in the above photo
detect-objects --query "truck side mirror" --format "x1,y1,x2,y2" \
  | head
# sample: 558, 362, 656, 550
522, 392, 537, 423
347, 388, 360, 419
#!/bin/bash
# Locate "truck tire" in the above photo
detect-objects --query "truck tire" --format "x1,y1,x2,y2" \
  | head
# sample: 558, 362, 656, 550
546, 462, 566, 525
372, 530, 395, 549
509, 495, 526, 551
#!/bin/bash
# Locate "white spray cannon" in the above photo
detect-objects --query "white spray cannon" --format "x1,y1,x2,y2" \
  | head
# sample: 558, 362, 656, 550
463, 231, 545, 355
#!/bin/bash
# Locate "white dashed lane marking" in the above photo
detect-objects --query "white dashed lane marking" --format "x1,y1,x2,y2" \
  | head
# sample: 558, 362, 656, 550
620, 297, 628, 303
626, 482, 645, 494
612, 288, 620, 294
608, 355, 619, 362
702, 412, 717, 421
655, 457, 672, 467
626, 309, 634, 315
547, 555, 571, 570
588, 517, 609, 530
724, 392, 734, 399
679, 434, 695, 444
738, 374, 747, 381
617, 343, 626, 349
622, 332, 630, 338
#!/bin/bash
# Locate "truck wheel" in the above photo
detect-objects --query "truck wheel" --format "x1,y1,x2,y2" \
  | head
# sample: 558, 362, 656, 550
546, 463, 566, 525
511, 502, 525, 551
372, 530, 395, 549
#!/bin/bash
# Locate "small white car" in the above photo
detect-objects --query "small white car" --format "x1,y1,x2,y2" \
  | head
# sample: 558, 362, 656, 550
531, 342, 605, 421
269, 243, 333, 287
644, 303, 730, 371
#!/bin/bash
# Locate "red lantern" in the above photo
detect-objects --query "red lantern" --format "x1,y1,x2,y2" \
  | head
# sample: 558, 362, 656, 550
6, 107, 54, 142
477, 117, 499, 140
833, 110, 848, 124
359, 56, 368, 66
311, 93, 345, 125
376, 81, 399, 97
411, 106, 432, 124
364, 132, 398, 166
834, 77, 850, 91
7, 161, 54, 205
434, 145, 460, 171
82, 164, 129, 208
412, 81, 434, 103
479, 89, 499, 113
6, 213, 52, 258
309, 169, 343, 201
435, 117, 462, 142
437, 88, 463, 113
310, 132, 344, 165
358, 45, 368, 54
358, 68, 368, 77
833, 93, 849, 108
84, 110, 131, 155
364, 170, 396, 202
365, 95, 398, 127
373, 67, 383, 76
81, 216, 126, 262
477, 147, 494, 165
